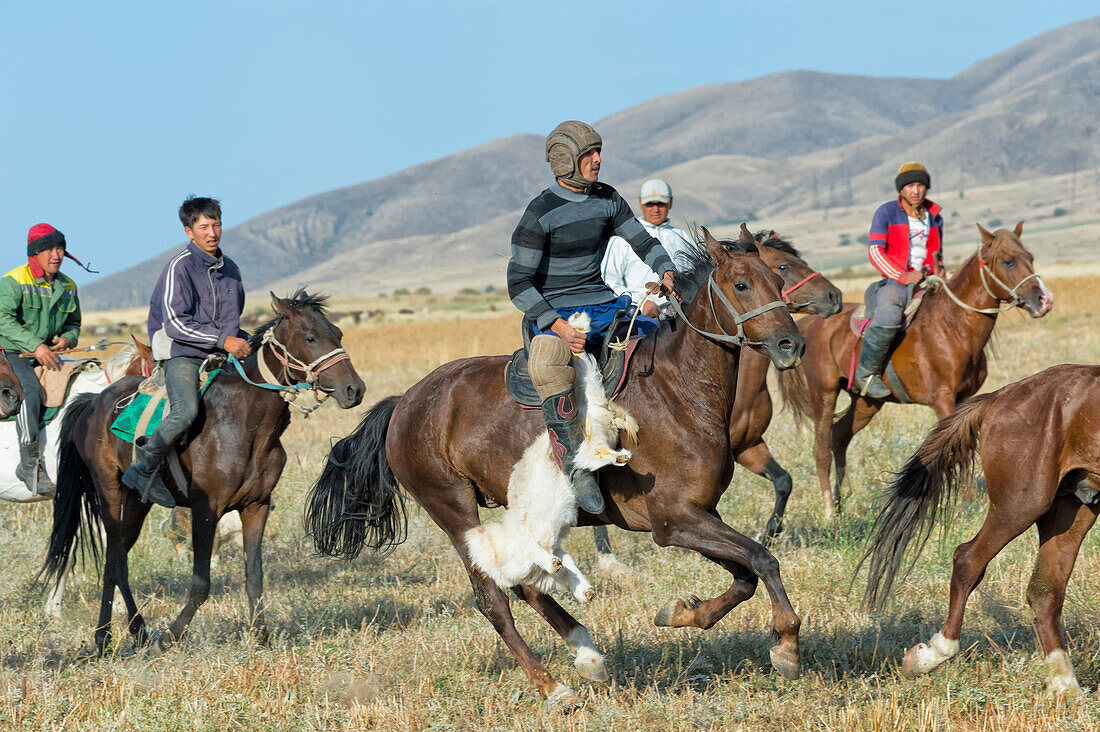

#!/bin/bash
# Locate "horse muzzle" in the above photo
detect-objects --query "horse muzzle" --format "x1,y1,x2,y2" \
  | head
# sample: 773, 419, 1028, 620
761, 333, 805, 370
0, 386, 22, 418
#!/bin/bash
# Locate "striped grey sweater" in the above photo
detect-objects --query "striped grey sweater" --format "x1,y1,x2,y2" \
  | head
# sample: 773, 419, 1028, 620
508, 182, 674, 330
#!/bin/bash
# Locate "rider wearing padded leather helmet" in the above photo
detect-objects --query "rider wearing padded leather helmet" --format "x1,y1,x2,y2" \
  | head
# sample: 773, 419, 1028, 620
508, 120, 677, 516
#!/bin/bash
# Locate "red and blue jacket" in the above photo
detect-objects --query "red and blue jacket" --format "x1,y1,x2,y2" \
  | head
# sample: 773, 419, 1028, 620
868, 197, 943, 283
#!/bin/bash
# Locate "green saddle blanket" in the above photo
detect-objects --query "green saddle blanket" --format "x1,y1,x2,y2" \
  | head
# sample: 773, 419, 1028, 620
110, 369, 222, 444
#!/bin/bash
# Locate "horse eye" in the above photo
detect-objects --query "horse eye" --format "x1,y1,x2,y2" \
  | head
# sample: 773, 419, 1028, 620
778, 265, 787, 271
306, 336, 316, 343
1002, 260, 1016, 268
735, 282, 748, 292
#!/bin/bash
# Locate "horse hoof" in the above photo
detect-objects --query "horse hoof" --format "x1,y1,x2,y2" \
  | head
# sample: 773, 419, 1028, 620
546, 684, 582, 713
584, 587, 597, 602
251, 626, 271, 645
769, 645, 801, 680
145, 632, 172, 658
575, 654, 609, 683
654, 595, 701, 628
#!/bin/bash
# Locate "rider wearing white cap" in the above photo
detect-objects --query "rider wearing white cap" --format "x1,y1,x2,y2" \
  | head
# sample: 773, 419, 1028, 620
601, 178, 695, 317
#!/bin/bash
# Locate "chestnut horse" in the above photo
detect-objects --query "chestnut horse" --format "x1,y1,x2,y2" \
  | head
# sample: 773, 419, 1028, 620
43, 292, 364, 655
778, 223, 1053, 522
592, 229, 843, 563
862, 364, 1100, 696
306, 231, 807, 710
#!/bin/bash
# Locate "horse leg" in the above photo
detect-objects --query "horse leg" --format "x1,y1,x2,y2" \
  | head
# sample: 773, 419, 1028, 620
654, 557, 758, 630
420, 487, 582, 710
735, 442, 792, 543
1027, 495, 1098, 697
238, 503, 271, 643
811, 387, 840, 524
830, 397, 882, 510
902, 500, 1041, 678
512, 585, 608, 683
650, 504, 801, 679
156, 502, 216, 653
592, 525, 631, 578
45, 551, 74, 621
112, 491, 152, 648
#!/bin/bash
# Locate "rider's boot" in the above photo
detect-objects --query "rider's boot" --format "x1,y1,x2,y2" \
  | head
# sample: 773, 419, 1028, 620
16, 440, 55, 495
854, 324, 898, 399
541, 388, 605, 515
121, 435, 176, 508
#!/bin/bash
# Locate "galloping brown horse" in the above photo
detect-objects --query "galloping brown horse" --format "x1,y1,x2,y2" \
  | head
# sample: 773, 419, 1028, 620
778, 223, 1053, 522
43, 292, 364, 654
593, 230, 842, 561
307, 231, 806, 709
862, 364, 1100, 696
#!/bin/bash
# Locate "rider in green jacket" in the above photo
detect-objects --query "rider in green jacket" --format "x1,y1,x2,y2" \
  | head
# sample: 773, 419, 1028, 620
0, 224, 86, 493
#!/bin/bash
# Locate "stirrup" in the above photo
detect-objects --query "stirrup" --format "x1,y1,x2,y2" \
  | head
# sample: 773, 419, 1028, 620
859, 373, 892, 399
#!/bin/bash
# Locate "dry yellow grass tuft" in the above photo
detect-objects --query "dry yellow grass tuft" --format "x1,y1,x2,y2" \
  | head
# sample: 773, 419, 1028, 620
1, 276, 1099, 729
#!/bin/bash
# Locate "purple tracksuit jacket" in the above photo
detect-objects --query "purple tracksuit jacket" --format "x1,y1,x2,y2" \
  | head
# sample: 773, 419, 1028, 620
147, 242, 247, 361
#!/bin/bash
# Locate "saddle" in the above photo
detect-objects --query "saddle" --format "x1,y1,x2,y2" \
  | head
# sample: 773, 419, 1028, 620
847, 281, 930, 403
505, 308, 643, 408
35, 358, 101, 408
849, 280, 928, 336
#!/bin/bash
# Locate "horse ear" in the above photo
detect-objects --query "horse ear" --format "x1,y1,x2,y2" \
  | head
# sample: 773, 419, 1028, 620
976, 223, 994, 246
739, 223, 754, 244
700, 226, 727, 262
1013, 221, 1024, 237
131, 334, 152, 361
270, 291, 291, 317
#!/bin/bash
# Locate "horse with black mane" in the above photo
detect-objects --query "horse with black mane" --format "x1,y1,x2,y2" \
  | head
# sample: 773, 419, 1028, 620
306, 228, 806, 710
42, 291, 364, 654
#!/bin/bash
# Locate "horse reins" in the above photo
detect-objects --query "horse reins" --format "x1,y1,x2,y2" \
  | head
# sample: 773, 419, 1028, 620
924, 252, 1044, 315
228, 328, 350, 415
664, 273, 787, 347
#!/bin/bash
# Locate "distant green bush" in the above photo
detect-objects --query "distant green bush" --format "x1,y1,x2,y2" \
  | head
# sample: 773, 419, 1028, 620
414, 286, 432, 295
393, 288, 410, 296
1053, 207, 1069, 217
459, 287, 479, 295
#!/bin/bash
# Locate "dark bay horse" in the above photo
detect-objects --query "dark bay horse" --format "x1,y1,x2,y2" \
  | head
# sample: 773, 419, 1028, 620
0, 351, 23, 418
778, 223, 1053, 522
593, 229, 843, 564
307, 230, 807, 709
43, 292, 364, 654
861, 364, 1100, 696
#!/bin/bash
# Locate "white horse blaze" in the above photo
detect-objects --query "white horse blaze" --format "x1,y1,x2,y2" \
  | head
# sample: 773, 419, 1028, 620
901, 631, 959, 678
466, 320, 635, 600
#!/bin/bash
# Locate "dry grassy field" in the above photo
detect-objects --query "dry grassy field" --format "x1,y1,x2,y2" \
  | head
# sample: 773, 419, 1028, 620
2, 275, 1100, 730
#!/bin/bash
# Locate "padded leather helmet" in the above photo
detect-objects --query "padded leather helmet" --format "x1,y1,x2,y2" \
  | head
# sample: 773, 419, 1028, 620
545, 121, 602, 188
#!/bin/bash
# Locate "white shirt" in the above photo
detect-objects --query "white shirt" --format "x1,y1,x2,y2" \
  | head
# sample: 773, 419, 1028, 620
907, 211, 930, 270
601, 219, 694, 307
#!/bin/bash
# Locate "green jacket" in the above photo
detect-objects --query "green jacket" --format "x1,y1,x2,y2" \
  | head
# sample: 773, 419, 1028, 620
0, 263, 81, 354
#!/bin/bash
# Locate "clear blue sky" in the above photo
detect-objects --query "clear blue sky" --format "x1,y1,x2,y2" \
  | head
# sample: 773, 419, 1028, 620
2, 1, 1095, 286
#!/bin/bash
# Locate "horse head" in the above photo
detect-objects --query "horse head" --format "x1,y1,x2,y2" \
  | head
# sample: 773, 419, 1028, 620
0, 352, 23, 417
265, 290, 365, 408
698, 225, 805, 369
977, 222, 1054, 318
754, 229, 842, 317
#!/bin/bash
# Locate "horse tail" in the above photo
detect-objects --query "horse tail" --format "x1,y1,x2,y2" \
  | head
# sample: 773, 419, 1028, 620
776, 365, 813, 424
41, 392, 102, 588
304, 395, 407, 560
860, 392, 996, 611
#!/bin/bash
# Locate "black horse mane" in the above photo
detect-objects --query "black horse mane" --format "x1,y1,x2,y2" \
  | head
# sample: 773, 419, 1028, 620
753, 229, 801, 258
249, 289, 332, 347
676, 226, 759, 304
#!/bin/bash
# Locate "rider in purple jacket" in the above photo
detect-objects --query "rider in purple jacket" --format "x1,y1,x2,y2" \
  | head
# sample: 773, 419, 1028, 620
122, 196, 251, 507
